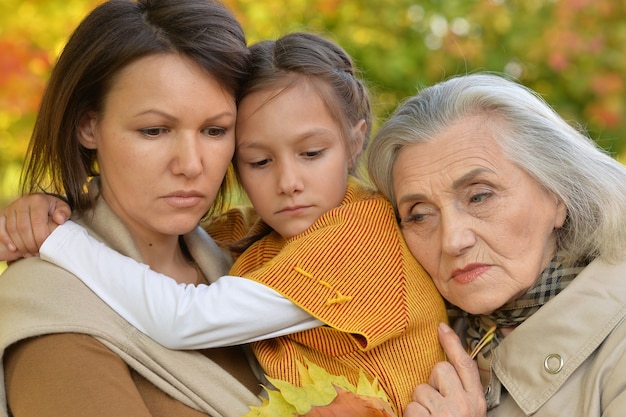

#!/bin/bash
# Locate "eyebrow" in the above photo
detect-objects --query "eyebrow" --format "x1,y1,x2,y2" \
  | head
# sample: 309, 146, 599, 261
396, 167, 493, 206
237, 127, 335, 149
134, 109, 235, 122
451, 167, 493, 190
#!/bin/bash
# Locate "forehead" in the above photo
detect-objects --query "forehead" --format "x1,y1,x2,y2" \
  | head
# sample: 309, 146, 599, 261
392, 116, 511, 192
104, 53, 231, 107
236, 80, 343, 143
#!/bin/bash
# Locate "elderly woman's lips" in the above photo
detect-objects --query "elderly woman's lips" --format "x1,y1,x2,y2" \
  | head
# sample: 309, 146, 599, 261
450, 264, 490, 284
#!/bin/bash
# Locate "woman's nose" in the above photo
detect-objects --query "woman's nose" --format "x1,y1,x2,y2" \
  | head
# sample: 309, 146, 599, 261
171, 134, 203, 178
440, 209, 476, 256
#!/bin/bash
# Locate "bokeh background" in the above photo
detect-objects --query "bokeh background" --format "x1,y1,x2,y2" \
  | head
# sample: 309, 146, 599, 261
1, 0, 625, 271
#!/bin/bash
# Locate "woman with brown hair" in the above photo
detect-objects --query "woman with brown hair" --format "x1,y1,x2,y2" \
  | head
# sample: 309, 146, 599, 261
0, 0, 266, 415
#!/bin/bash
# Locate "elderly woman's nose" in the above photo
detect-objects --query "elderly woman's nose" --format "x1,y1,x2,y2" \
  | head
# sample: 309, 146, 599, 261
440, 211, 476, 256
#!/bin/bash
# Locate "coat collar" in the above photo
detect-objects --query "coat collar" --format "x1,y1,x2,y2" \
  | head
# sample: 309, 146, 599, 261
491, 258, 626, 414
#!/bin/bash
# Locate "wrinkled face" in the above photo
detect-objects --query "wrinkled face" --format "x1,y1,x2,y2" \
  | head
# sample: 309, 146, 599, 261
392, 115, 567, 314
235, 82, 357, 238
79, 54, 236, 245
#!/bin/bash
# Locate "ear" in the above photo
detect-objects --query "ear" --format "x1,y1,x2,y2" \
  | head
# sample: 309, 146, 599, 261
77, 111, 98, 150
348, 119, 367, 170
554, 197, 567, 229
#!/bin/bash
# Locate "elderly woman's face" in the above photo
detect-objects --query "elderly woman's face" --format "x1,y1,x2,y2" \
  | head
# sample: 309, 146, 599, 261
392, 115, 567, 315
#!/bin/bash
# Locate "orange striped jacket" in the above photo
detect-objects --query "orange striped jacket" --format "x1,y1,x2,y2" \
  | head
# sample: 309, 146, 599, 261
223, 177, 447, 415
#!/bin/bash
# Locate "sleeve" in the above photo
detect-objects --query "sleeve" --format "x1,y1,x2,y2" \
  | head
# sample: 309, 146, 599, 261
39, 221, 323, 350
4, 333, 154, 417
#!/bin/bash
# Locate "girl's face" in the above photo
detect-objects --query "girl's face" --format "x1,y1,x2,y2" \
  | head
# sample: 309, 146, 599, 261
79, 54, 236, 246
235, 81, 361, 239
392, 115, 567, 315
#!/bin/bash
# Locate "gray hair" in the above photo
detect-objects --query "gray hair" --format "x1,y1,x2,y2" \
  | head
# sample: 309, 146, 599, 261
367, 73, 626, 263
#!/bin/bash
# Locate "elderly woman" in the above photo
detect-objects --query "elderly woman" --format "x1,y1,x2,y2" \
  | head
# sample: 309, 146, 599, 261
368, 73, 626, 416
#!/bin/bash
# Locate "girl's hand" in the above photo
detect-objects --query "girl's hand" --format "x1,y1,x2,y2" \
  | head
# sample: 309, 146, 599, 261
404, 323, 486, 417
0, 194, 71, 261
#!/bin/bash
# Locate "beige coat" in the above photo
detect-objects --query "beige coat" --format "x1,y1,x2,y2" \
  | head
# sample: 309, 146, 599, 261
486, 258, 626, 416
0, 197, 261, 417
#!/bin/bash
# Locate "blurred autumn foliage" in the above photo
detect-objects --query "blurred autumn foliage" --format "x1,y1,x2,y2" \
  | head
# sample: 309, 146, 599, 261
1, 0, 625, 206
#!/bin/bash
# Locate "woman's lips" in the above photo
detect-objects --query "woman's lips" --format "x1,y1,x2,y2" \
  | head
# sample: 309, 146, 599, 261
163, 191, 204, 208
450, 263, 490, 285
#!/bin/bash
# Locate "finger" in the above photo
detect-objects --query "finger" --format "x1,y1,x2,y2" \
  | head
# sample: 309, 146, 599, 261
0, 212, 17, 252
404, 400, 432, 417
0, 212, 24, 262
0, 239, 24, 262
29, 194, 65, 248
410, 383, 442, 415
415, 361, 486, 417
5, 197, 43, 255
50, 199, 71, 225
437, 322, 483, 395
5, 206, 33, 256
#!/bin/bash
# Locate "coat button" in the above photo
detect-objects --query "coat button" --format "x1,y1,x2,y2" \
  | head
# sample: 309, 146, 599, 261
544, 353, 564, 374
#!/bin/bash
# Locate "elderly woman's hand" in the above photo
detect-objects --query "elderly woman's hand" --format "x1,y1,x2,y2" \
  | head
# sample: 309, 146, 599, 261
0, 193, 70, 260
404, 323, 486, 417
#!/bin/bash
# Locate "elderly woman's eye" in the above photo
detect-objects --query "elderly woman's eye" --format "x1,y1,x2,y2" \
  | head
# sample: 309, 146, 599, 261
470, 192, 490, 203
401, 212, 426, 225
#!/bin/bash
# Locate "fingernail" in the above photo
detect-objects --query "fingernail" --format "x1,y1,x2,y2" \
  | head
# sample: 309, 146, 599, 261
438, 322, 452, 333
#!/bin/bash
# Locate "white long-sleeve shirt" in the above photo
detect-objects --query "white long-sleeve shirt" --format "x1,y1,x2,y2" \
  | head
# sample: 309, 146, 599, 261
39, 221, 322, 350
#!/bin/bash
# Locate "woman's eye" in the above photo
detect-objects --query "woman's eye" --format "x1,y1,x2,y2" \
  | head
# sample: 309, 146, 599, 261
402, 213, 426, 224
139, 127, 168, 137
469, 192, 491, 203
203, 126, 226, 137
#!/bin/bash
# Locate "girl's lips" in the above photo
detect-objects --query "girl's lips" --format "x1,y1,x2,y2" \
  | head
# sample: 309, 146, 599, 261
278, 205, 309, 215
450, 264, 490, 285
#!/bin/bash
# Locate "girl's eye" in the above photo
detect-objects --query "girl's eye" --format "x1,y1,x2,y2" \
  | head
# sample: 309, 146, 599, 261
139, 127, 168, 137
303, 150, 323, 159
203, 126, 227, 137
250, 159, 269, 168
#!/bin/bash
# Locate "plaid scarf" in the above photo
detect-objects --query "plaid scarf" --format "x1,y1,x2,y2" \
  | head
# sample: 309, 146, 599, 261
464, 252, 591, 409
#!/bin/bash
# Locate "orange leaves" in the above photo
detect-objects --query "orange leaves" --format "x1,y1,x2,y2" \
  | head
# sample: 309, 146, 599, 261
244, 360, 397, 417
303, 388, 396, 417
0, 38, 50, 115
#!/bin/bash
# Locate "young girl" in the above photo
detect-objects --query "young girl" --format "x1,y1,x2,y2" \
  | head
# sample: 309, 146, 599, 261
1, 32, 447, 415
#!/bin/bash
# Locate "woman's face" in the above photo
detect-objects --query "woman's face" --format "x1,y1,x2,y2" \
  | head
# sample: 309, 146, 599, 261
392, 115, 567, 315
79, 54, 236, 245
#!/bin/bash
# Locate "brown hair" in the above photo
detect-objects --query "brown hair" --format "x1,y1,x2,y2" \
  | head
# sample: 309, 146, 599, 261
229, 32, 373, 252
237, 31, 372, 172
21, 0, 248, 217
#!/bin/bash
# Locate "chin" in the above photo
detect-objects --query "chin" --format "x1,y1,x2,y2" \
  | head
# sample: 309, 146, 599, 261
164, 221, 198, 236
452, 299, 497, 316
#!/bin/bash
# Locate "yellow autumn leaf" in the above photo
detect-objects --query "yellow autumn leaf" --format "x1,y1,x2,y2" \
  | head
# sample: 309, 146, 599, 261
242, 360, 394, 417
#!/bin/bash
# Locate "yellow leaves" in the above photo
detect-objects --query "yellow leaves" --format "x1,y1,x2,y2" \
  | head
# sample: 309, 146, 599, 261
244, 360, 396, 417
